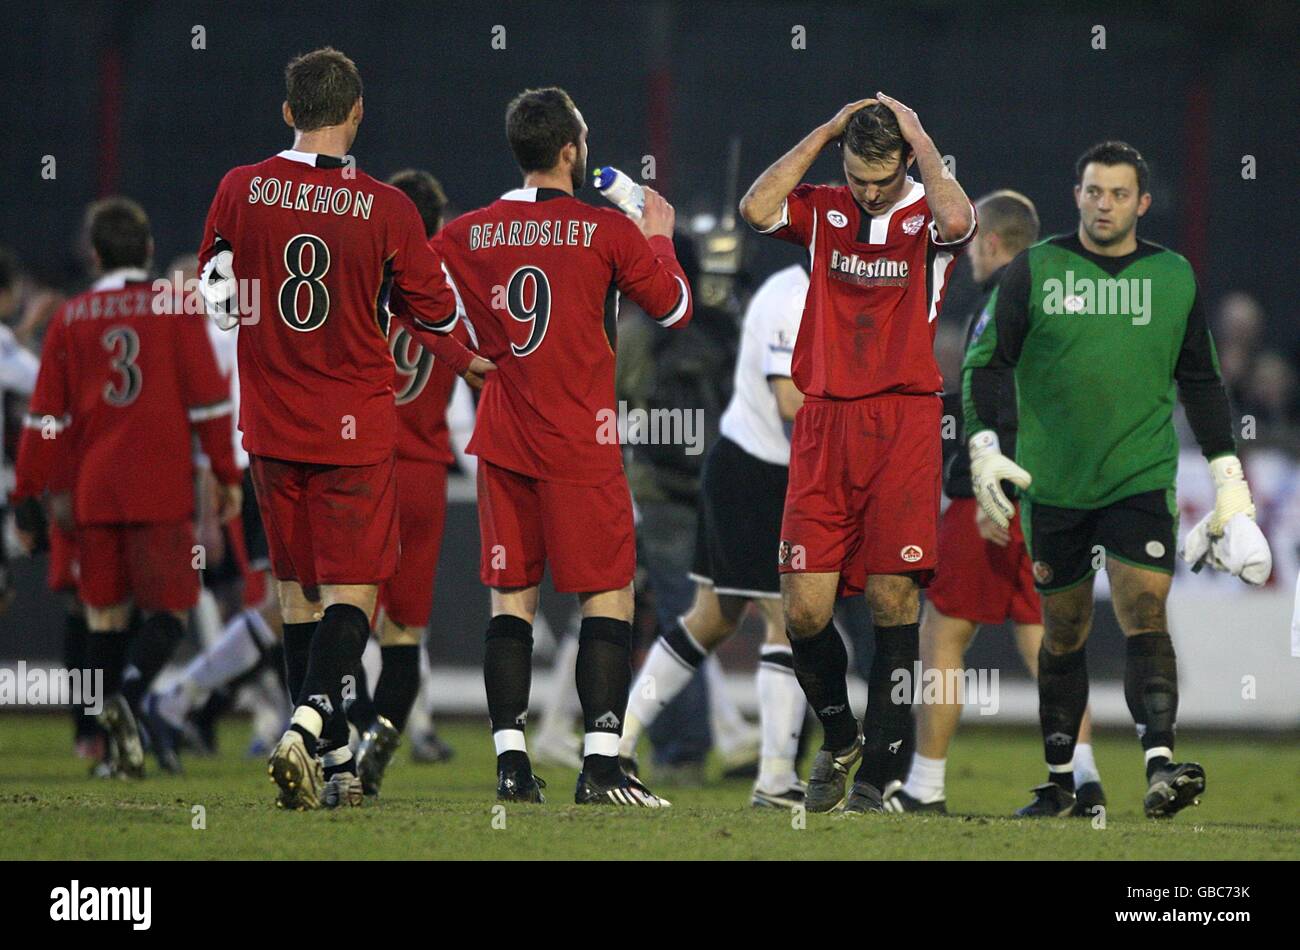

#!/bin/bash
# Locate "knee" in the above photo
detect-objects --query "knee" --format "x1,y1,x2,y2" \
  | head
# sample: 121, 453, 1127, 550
783, 596, 833, 641
1117, 591, 1167, 634
865, 577, 919, 627
1043, 602, 1091, 654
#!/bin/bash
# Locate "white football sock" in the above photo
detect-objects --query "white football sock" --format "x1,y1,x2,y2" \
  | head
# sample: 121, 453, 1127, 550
755, 646, 803, 792
618, 634, 700, 758
902, 753, 947, 803
181, 610, 270, 700
707, 655, 753, 755
1072, 742, 1100, 786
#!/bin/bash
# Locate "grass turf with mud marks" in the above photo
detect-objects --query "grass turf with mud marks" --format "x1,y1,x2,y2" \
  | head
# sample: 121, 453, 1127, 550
2, 715, 1296, 860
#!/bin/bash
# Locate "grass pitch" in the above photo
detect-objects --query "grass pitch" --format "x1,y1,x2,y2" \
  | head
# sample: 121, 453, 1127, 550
2, 715, 1296, 860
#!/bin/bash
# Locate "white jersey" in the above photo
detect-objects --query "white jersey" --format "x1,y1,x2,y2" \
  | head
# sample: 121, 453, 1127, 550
718, 264, 807, 466
204, 319, 248, 469
0, 323, 39, 494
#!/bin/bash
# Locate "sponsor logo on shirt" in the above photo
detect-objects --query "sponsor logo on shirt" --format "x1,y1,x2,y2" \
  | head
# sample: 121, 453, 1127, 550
828, 250, 909, 288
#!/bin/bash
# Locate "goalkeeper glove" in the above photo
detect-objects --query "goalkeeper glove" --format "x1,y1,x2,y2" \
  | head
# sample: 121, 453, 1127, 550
200, 249, 239, 330
1180, 454, 1272, 585
969, 430, 1032, 530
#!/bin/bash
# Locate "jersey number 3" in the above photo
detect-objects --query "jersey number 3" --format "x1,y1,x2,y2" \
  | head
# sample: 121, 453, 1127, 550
102, 326, 142, 406
279, 234, 331, 332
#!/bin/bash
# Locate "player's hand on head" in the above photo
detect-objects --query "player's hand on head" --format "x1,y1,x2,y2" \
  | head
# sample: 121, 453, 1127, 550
974, 503, 1011, 547
969, 430, 1031, 530
823, 98, 877, 138
637, 187, 675, 240
462, 355, 496, 391
874, 92, 926, 145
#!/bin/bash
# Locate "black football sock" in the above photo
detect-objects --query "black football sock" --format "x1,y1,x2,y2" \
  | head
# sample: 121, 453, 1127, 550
576, 616, 632, 782
281, 621, 316, 709
484, 615, 534, 762
120, 613, 185, 709
790, 620, 857, 752
86, 630, 130, 702
319, 707, 352, 768
346, 660, 378, 731
663, 617, 707, 669
857, 623, 919, 790
374, 644, 421, 732
1038, 645, 1088, 791
1124, 632, 1179, 779
63, 611, 99, 739
298, 604, 370, 730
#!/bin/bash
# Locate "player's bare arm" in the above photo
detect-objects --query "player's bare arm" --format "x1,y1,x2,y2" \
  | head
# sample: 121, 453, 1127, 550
875, 92, 973, 241
739, 98, 875, 230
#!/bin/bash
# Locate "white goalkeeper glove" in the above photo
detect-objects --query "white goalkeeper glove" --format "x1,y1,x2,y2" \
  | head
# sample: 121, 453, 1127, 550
200, 249, 239, 331
1179, 455, 1272, 585
969, 430, 1032, 530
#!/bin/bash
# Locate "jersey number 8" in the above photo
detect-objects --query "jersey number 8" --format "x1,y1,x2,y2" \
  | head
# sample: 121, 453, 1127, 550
279, 234, 331, 332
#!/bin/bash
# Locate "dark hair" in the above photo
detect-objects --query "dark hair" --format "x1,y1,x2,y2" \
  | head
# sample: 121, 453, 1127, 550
843, 103, 910, 165
505, 87, 582, 173
1075, 140, 1149, 195
84, 197, 151, 270
975, 190, 1040, 254
387, 169, 448, 238
285, 47, 363, 132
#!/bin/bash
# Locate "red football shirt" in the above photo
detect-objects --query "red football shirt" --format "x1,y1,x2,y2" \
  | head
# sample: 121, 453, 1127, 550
13, 269, 238, 525
388, 286, 474, 466
758, 181, 975, 400
434, 187, 692, 485
198, 150, 460, 466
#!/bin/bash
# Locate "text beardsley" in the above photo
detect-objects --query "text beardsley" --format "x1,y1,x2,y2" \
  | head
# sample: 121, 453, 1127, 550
469, 218, 599, 251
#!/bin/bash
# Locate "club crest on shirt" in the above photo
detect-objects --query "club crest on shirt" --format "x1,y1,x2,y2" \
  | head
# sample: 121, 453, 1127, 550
900, 544, 923, 563
901, 213, 925, 235
1033, 560, 1054, 584
826, 210, 848, 228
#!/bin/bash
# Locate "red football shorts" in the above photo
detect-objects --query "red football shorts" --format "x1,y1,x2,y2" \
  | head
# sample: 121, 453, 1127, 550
249, 453, 399, 588
47, 521, 79, 594
77, 520, 200, 611
477, 459, 635, 593
380, 458, 450, 628
780, 394, 941, 598
927, 497, 1041, 625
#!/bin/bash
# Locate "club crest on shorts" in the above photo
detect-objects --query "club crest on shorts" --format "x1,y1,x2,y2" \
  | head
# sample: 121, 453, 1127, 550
900, 544, 923, 563
901, 213, 925, 236
1145, 540, 1166, 558
1033, 560, 1053, 584
826, 210, 848, 228
778, 539, 794, 566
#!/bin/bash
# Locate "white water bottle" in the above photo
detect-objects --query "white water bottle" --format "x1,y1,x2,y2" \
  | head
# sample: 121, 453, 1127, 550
593, 166, 645, 219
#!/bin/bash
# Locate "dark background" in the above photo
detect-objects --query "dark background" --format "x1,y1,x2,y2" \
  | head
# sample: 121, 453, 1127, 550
2, 0, 1297, 353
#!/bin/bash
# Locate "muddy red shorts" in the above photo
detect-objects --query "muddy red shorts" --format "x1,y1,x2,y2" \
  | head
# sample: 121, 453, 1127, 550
927, 497, 1040, 625
47, 521, 79, 593
477, 459, 635, 593
77, 520, 200, 611
379, 458, 450, 628
779, 394, 941, 598
249, 453, 399, 588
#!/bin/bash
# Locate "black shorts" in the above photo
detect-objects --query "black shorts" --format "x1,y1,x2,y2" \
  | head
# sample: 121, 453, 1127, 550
1021, 488, 1177, 593
690, 436, 788, 598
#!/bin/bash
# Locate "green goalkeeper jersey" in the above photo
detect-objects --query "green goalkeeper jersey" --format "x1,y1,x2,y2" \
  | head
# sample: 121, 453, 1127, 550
962, 232, 1235, 509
